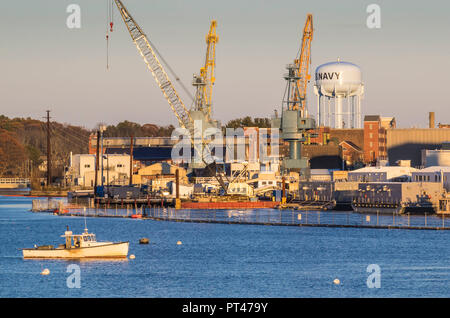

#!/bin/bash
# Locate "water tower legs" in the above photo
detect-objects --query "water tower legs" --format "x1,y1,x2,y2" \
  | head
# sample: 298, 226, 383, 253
335, 96, 343, 128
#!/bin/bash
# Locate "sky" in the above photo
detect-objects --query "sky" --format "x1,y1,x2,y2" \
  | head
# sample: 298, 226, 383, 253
1, 0, 449, 129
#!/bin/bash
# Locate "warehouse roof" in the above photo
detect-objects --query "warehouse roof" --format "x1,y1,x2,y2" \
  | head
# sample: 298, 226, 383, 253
106, 147, 173, 161
364, 115, 381, 122
349, 166, 418, 173
415, 166, 450, 173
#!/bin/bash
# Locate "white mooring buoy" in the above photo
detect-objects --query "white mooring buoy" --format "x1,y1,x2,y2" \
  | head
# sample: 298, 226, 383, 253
41, 268, 50, 275
176, 241, 182, 245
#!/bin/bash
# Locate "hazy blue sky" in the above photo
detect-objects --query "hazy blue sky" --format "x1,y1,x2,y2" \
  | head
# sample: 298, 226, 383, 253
1, 0, 449, 129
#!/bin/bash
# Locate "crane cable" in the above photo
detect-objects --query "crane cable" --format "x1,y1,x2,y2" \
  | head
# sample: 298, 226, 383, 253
106, 0, 114, 70
109, 0, 193, 102
146, 36, 194, 102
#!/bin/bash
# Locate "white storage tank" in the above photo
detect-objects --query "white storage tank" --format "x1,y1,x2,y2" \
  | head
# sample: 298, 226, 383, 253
314, 59, 364, 129
315, 61, 362, 97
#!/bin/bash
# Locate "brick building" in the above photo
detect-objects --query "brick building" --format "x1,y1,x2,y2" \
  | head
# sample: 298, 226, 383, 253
363, 115, 387, 165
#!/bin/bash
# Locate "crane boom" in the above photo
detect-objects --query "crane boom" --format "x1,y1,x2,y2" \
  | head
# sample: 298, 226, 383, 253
293, 14, 313, 114
113, 0, 192, 130
113, 0, 228, 192
192, 20, 218, 118
203, 20, 218, 116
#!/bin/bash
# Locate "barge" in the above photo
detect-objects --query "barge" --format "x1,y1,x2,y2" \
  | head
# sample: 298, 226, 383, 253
351, 182, 443, 214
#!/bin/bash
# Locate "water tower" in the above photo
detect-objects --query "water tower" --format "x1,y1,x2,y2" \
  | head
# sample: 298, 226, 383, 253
313, 60, 364, 128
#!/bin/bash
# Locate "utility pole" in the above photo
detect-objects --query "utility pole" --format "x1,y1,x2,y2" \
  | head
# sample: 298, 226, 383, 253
46, 110, 51, 187
129, 135, 134, 186
175, 169, 181, 209
94, 130, 100, 192
99, 125, 106, 187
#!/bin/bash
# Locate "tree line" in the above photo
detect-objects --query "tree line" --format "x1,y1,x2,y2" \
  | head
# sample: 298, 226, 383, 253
0, 115, 271, 177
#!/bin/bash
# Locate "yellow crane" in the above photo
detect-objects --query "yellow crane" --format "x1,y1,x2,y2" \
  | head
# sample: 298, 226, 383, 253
203, 20, 218, 115
273, 14, 315, 173
192, 20, 218, 119
292, 14, 313, 116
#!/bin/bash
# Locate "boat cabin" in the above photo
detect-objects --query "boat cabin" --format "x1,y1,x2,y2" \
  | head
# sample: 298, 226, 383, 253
61, 227, 98, 249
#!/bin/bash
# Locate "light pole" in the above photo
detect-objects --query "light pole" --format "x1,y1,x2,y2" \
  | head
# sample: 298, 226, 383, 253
99, 125, 106, 188
103, 155, 109, 186
341, 146, 346, 170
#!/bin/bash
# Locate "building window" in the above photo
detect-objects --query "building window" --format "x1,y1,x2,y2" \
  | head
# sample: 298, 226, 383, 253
84, 164, 90, 168
369, 133, 373, 138
117, 164, 123, 168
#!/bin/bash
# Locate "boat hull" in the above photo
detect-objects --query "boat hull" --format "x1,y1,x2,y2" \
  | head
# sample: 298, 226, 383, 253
352, 203, 404, 214
22, 242, 129, 259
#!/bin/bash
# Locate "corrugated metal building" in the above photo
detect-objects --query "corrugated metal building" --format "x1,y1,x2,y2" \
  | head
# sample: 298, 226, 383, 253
387, 128, 450, 167
422, 149, 450, 167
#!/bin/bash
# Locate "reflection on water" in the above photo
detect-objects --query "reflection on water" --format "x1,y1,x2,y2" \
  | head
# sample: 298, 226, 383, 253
22, 258, 129, 263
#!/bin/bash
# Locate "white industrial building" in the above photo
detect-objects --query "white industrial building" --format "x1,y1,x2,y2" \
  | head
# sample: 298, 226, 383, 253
68, 153, 130, 187
421, 149, 450, 167
347, 166, 417, 183
309, 169, 332, 181
412, 166, 450, 191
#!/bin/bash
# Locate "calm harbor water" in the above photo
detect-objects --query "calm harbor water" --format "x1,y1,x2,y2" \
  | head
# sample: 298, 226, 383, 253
1, 195, 450, 298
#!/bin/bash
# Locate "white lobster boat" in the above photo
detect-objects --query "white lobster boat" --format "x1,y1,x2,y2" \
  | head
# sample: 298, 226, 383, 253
22, 226, 129, 259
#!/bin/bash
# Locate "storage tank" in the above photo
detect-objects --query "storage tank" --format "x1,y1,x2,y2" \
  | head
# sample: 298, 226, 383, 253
315, 61, 362, 97
314, 59, 364, 129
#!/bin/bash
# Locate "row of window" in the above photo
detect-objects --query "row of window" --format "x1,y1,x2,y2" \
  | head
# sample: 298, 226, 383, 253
84, 164, 124, 168
414, 174, 447, 182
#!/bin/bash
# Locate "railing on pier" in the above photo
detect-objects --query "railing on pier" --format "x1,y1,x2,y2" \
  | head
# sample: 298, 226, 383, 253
0, 178, 30, 189
144, 208, 450, 230
0, 178, 30, 184
42, 201, 450, 230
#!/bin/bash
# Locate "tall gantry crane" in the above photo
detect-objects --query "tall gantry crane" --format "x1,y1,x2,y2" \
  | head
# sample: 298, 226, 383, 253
112, 0, 227, 190
272, 14, 316, 175
192, 20, 218, 118
291, 14, 313, 117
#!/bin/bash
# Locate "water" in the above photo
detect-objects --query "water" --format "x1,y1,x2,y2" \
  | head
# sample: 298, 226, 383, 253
1, 195, 450, 297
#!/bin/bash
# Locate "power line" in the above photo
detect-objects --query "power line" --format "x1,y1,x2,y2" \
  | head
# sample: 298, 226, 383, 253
50, 124, 90, 146
49, 126, 89, 153
53, 123, 91, 141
